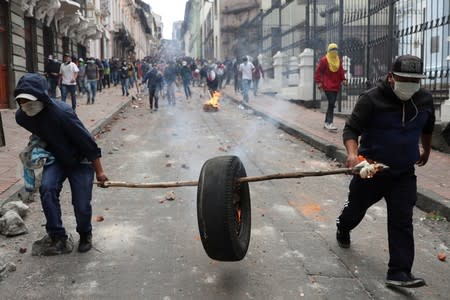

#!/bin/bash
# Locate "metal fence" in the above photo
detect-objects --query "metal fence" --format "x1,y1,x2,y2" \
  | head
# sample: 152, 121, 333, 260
238, 0, 450, 119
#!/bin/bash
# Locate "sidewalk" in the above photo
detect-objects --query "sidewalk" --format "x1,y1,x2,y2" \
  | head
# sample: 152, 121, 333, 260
0, 85, 131, 204
221, 85, 450, 219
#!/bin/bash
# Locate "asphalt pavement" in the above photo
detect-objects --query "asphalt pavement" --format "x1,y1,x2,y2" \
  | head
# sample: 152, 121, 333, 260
0, 81, 449, 220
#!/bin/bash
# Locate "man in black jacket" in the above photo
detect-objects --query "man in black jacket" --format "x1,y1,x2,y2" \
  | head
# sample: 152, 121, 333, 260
15, 73, 108, 255
336, 55, 435, 288
44, 54, 60, 98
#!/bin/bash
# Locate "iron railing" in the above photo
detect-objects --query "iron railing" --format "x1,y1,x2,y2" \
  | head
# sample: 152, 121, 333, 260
236, 0, 450, 119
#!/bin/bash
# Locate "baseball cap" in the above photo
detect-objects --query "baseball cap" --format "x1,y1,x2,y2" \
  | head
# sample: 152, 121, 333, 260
15, 93, 38, 101
391, 55, 426, 79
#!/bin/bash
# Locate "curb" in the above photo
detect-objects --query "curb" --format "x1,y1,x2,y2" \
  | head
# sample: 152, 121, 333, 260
226, 93, 450, 220
0, 99, 132, 207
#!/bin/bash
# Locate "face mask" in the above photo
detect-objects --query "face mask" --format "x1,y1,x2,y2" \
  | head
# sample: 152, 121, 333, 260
21, 101, 44, 117
393, 80, 420, 101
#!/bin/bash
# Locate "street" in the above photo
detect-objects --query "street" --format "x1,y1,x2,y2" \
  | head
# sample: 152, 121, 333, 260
0, 87, 449, 299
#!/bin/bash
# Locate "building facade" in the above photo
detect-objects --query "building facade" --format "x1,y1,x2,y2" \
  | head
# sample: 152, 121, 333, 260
0, 0, 160, 110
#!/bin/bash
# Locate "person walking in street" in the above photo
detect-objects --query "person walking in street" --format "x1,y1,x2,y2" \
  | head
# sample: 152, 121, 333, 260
336, 55, 435, 288
111, 58, 120, 86
314, 43, 347, 131
102, 59, 111, 89
44, 54, 60, 98
180, 61, 192, 100
95, 59, 104, 93
76, 58, 86, 97
14, 73, 108, 255
164, 61, 177, 106
59, 53, 79, 111
239, 56, 255, 103
84, 58, 99, 104
142, 66, 163, 112
120, 61, 130, 97
206, 68, 219, 98
252, 59, 264, 96
233, 58, 242, 94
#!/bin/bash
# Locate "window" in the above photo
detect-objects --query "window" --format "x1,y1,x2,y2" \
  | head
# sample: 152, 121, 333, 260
431, 36, 439, 53
24, 17, 37, 72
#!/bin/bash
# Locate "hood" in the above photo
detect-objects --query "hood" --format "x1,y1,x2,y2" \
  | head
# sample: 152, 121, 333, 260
14, 73, 52, 105
376, 76, 398, 101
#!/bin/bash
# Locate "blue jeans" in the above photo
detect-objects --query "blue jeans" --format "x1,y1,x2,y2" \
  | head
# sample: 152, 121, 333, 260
252, 79, 260, 96
47, 77, 58, 98
121, 78, 129, 96
242, 79, 251, 102
182, 80, 191, 98
39, 161, 94, 238
324, 91, 338, 124
86, 80, 97, 103
61, 84, 77, 111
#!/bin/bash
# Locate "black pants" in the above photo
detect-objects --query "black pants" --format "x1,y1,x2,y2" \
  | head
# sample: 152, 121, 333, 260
337, 172, 417, 275
149, 88, 158, 110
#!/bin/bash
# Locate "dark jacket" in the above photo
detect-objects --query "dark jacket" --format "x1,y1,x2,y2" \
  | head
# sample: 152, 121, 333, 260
343, 76, 435, 174
142, 68, 163, 90
44, 60, 61, 80
15, 73, 101, 168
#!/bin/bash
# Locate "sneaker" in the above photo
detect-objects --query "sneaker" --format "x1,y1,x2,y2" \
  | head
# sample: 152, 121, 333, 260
32, 234, 74, 256
78, 233, 92, 253
385, 272, 426, 288
328, 123, 338, 131
324, 123, 329, 129
336, 229, 350, 248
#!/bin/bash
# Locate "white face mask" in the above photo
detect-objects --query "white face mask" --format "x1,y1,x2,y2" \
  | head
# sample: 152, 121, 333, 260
393, 80, 420, 101
21, 101, 44, 117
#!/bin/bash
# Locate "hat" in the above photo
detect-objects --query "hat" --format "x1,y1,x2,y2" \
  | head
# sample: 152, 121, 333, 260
63, 53, 71, 57
15, 93, 38, 101
78, 58, 84, 62
327, 43, 338, 51
391, 55, 426, 79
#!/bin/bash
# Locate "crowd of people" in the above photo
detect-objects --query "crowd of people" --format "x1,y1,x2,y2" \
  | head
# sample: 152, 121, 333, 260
44, 53, 267, 113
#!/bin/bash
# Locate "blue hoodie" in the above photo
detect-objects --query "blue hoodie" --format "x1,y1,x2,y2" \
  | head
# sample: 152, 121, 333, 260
15, 73, 101, 168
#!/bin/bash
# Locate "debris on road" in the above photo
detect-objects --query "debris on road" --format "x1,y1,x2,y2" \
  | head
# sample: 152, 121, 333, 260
438, 252, 446, 261
95, 215, 105, 222
165, 191, 176, 201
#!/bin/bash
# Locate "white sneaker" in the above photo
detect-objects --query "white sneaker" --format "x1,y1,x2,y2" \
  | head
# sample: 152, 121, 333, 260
324, 123, 329, 129
328, 123, 338, 130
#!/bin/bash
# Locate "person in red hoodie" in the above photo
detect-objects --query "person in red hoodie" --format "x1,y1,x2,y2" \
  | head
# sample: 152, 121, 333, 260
314, 43, 347, 131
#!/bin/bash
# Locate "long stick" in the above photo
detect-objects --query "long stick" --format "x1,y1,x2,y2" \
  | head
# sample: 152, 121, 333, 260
98, 168, 355, 188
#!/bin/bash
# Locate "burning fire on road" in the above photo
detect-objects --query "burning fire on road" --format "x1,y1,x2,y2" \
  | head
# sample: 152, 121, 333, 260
203, 91, 220, 112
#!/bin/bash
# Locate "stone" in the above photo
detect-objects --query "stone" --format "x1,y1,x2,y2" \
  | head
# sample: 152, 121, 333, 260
0, 201, 29, 218
0, 210, 28, 237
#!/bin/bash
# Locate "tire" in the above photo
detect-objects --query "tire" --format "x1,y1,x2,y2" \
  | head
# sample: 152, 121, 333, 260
197, 155, 251, 261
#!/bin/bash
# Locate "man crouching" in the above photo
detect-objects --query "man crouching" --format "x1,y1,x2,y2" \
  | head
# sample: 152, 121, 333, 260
15, 73, 108, 255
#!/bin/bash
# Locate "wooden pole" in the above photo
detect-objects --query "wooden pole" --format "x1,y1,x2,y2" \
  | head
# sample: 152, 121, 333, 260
98, 168, 356, 189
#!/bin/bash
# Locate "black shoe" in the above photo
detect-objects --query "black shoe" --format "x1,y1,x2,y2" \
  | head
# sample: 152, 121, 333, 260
32, 234, 74, 256
336, 229, 350, 248
78, 233, 92, 253
385, 272, 426, 288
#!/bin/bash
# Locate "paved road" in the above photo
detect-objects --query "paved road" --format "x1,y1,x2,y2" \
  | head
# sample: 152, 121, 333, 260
0, 89, 448, 299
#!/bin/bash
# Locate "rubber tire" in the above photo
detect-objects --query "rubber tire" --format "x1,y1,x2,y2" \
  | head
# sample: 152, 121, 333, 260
197, 155, 251, 261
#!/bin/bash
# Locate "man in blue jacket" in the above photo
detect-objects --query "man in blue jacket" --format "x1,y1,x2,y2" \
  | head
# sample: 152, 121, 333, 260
15, 73, 108, 255
336, 55, 435, 288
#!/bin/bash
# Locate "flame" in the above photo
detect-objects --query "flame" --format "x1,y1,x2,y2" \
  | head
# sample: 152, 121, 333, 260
206, 91, 220, 108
